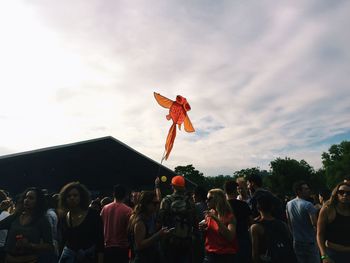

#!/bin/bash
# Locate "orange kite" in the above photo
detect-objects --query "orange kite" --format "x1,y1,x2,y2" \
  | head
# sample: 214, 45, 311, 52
154, 92, 195, 161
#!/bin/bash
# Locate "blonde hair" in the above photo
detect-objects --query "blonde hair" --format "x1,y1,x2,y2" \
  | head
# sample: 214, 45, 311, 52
208, 188, 232, 218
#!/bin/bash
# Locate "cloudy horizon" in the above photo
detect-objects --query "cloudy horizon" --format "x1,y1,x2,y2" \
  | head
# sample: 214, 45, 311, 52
0, 0, 349, 176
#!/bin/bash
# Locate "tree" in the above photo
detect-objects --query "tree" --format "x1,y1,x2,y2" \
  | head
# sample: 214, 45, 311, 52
322, 141, 350, 188
174, 165, 233, 190
268, 157, 317, 195
204, 175, 233, 190
174, 164, 206, 188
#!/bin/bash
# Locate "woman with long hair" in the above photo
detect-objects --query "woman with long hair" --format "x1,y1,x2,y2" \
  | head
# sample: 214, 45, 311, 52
0, 187, 53, 263
200, 188, 237, 263
58, 182, 104, 263
128, 191, 169, 263
317, 181, 350, 263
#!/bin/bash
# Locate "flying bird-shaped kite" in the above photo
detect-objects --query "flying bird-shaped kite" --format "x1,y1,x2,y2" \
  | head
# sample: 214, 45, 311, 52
154, 92, 195, 161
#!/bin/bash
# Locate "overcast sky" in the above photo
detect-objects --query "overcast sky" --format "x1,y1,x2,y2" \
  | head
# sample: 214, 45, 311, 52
0, 0, 349, 176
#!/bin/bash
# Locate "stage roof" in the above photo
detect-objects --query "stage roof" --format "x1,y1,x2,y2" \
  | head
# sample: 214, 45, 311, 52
0, 136, 177, 195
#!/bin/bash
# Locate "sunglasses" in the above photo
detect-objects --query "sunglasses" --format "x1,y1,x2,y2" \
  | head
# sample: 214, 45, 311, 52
337, 190, 350, 196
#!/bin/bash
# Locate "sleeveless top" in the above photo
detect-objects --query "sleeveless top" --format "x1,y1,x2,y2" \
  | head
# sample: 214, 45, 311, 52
325, 210, 350, 246
130, 219, 158, 263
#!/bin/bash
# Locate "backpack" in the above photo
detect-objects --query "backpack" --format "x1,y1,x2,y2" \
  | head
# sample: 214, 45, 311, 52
162, 194, 194, 240
258, 220, 297, 263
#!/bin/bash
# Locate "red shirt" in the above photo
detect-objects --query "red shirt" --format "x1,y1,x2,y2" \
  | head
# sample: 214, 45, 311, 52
100, 202, 132, 248
205, 212, 238, 254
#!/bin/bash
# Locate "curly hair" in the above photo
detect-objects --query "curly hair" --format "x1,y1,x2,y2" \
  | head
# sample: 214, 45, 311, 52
59, 181, 91, 211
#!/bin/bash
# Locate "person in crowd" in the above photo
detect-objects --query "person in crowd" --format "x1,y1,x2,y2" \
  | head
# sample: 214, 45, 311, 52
58, 182, 104, 263
100, 197, 112, 209
250, 194, 296, 263
0, 187, 53, 262
246, 174, 285, 221
192, 186, 208, 263
193, 186, 208, 222
224, 180, 252, 263
286, 181, 319, 263
129, 191, 141, 208
38, 193, 60, 263
128, 191, 170, 263
317, 181, 350, 263
200, 188, 237, 263
158, 175, 197, 263
100, 184, 132, 263
89, 199, 102, 213
317, 189, 331, 209
0, 190, 11, 263
236, 177, 251, 203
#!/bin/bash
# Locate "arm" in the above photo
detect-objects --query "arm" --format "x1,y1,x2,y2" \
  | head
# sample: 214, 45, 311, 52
0, 213, 16, 230
250, 224, 262, 263
307, 202, 318, 229
317, 206, 334, 263
155, 177, 162, 201
134, 221, 167, 250
326, 240, 350, 252
208, 213, 236, 242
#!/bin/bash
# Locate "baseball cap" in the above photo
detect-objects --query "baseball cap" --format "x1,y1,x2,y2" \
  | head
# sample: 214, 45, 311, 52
171, 175, 185, 187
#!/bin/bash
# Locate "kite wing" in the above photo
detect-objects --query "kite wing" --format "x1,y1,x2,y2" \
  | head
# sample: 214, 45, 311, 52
184, 115, 195, 132
154, 92, 173, 109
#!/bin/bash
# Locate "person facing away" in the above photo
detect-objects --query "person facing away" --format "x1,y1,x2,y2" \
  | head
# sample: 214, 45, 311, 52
317, 181, 350, 263
223, 180, 253, 263
246, 174, 285, 222
58, 182, 104, 263
250, 194, 297, 263
286, 181, 320, 263
100, 184, 132, 263
158, 175, 197, 263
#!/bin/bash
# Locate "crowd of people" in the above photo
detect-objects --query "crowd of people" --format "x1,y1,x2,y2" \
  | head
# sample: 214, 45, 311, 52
0, 174, 349, 263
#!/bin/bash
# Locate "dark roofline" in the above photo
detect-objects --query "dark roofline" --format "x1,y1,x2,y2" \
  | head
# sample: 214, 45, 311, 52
0, 136, 174, 174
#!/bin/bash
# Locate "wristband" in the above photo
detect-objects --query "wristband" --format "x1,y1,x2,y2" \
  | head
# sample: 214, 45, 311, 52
321, 255, 329, 260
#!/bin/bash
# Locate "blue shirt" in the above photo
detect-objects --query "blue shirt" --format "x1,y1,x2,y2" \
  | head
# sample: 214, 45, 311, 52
286, 198, 317, 243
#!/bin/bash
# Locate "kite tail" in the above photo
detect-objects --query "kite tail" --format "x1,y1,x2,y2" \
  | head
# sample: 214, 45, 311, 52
163, 123, 177, 161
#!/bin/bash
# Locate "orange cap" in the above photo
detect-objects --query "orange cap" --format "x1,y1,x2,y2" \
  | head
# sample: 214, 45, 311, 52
171, 175, 185, 187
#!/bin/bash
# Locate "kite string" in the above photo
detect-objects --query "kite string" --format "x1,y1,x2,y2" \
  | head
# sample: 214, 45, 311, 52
156, 149, 167, 179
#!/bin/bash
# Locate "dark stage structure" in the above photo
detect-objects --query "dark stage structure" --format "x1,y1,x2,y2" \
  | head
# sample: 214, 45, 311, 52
0, 136, 177, 195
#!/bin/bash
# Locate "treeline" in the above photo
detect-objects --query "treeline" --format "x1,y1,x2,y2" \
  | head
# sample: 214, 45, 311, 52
175, 140, 350, 195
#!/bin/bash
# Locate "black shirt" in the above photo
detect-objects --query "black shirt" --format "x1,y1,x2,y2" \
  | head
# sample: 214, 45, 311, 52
61, 209, 104, 252
227, 199, 252, 238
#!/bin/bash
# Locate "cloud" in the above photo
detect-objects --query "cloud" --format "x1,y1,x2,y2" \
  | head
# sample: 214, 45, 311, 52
0, 0, 349, 176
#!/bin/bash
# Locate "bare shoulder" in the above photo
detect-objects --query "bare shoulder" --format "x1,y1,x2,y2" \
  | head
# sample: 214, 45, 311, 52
250, 223, 264, 235
320, 205, 336, 222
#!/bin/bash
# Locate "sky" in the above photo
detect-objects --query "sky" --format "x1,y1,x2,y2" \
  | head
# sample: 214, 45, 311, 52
0, 0, 349, 176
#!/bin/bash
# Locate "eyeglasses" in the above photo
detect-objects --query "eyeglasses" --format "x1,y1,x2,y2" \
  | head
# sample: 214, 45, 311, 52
337, 190, 350, 196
